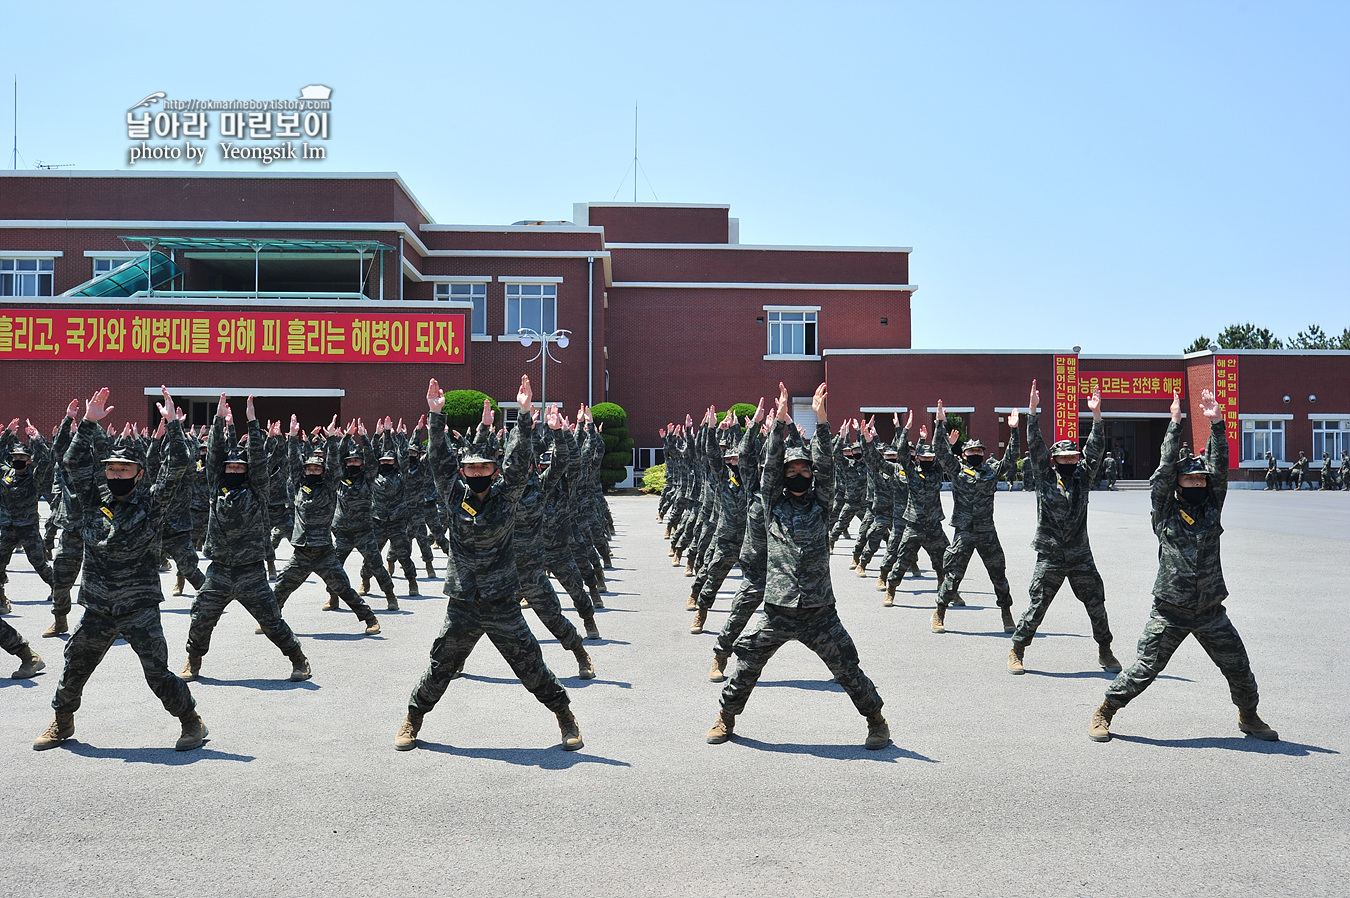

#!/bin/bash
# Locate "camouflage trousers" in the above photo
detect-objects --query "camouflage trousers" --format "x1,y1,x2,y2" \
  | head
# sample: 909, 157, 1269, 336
1106, 602, 1259, 711
853, 509, 876, 556
408, 596, 570, 716
268, 504, 293, 552
658, 485, 676, 520
186, 561, 303, 660
885, 523, 948, 589
938, 528, 1013, 608
52, 604, 196, 717
546, 545, 595, 617
275, 545, 376, 623
334, 528, 397, 595
403, 508, 436, 565
829, 501, 866, 542
855, 511, 892, 567
695, 537, 744, 610
721, 602, 884, 718
362, 520, 415, 582
713, 561, 765, 659
2, 617, 29, 655
161, 530, 205, 591
49, 526, 84, 617
518, 558, 584, 653
0, 523, 54, 587
1012, 549, 1112, 648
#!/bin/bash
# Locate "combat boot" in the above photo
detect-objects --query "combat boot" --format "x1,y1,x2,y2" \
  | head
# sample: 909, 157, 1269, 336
690, 608, 707, 634
0, 587, 9, 615
322, 595, 340, 611
394, 710, 424, 751
930, 604, 946, 633
947, 591, 966, 607
582, 616, 600, 641
574, 647, 595, 679
1238, 708, 1279, 741
664, 524, 672, 539
385, 588, 399, 611
360, 575, 371, 595
288, 653, 312, 682
864, 712, 891, 750
1001, 606, 1016, 634
387, 557, 396, 575
1098, 643, 1122, 671
176, 711, 208, 751
591, 584, 605, 609
11, 646, 45, 679
709, 652, 730, 682
556, 707, 583, 751
172, 573, 185, 597
364, 618, 382, 635
33, 712, 74, 750
706, 709, 735, 744
1008, 644, 1026, 675
848, 559, 857, 570
42, 615, 68, 638
684, 561, 695, 577
856, 563, 868, 578
177, 655, 202, 681
672, 548, 683, 566
883, 584, 896, 607
425, 560, 436, 579
876, 575, 886, 591
406, 577, 420, 597
267, 559, 278, 580
1088, 702, 1116, 742
686, 593, 697, 611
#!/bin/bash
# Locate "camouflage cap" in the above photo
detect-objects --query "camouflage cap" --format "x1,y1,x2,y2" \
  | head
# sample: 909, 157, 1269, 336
224, 447, 249, 466
303, 452, 326, 468
9, 444, 31, 457
1049, 440, 1080, 457
916, 443, 937, 458
962, 438, 985, 453
343, 448, 363, 462
460, 431, 501, 466
1176, 456, 1211, 479
100, 448, 144, 467
538, 451, 554, 467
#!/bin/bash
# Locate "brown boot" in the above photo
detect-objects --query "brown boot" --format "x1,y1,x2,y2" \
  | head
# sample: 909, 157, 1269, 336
930, 605, 946, 633
1098, 644, 1122, 671
582, 616, 600, 641
387, 558, 396, 575
178, 655, 202, 681
684, 561, 694, 577
364, 618, 382, 635
1001, 606, 1016, 634
848, 560, 858, 571
42, 615, 68, 638
394, 710, 424, 751
883, 584, 895, 607
1008, 644, 1026, 675
706, 709, 736, 744
690, 608, 707, 634
876, 575, 886, 591
322, 595, 340, 611
175, 711, 208, 751
172, 573, 185, 597
425, 560, 436, 579
672, 548, 683, 566
589, 583, 604, 608
1238, 708, 1279, 741
385, 589, 399, 612
574, 647, 595, 679
686, 594, 697, 611
856, 563, 868, 578
33, 712, 74, 751
864, 712, 891, 750
1089, 702, 1116, 742
288, 654, 312, 682
11, 646, 45, 679
556, 707, 583, 751
360, 576, 371, 595
709, 652, 730, 683
406, 577, 420, 597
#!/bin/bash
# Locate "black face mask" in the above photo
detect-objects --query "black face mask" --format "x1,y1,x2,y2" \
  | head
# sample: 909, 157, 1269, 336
1056, 462, 1078, 482
784, 473, 812, 495
106, 477, 138, 498
344, 465, 363, 480
464, 473, 494, 494
919, 460, 936, 473
964, 455, 984, 468
223, 471, 248, 489
378, 463, 395, 476
1179, 485, 1209, 506
304, 472, 325, 488
11, 459, 27, 471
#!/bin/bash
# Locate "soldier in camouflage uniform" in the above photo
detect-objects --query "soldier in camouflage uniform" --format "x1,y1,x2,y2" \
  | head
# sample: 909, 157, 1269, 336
827, 438, 866, 548
178, 395, 311, 684
882, 413, 948, 606
1102, 452, 1118, 490
1318, 452, 1336, 490
43, 405, 83, 637
34, 387, 207, 752
329, 428, 400, 609
540, 417, 600, 633
188, 436, 211, 550
708, 408, 768, 683
363, 419, 420, 600
397, 422, 438, 578
158, 419, 206, 600
1008, 380, 1121, 675
0, 421, 56, 611
707, 383, 890, 751
2, 614, 44, 678
924, 401, 1019, 633
874, 431, 912, 590
1291, 451, 1309, 490
1090, 389, 1278, 743
690, 404, 760, 634
852, 422, 896, 578
272, 421, 380, 634
396, 376, 583, 753
1264, 452, 1278, 490
264, 420, 293, 580
1341, 450, 1349, 491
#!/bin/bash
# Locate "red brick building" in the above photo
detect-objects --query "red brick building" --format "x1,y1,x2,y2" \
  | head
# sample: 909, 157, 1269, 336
1, 171, 1346, 484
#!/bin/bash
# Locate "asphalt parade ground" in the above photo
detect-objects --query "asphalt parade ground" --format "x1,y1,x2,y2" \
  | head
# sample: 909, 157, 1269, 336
1, 489, 1346, 897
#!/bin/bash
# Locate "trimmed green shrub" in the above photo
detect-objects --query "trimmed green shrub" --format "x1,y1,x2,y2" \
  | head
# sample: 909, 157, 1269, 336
441, 390, 501, 436
715, 403, 758, 426
590, 402, 631, 489
642, 463, 666, 493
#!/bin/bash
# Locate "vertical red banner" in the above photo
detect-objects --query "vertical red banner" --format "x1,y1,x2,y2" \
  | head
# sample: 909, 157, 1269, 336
1053, 353, 1079, 444
1212, 354, 1239, 466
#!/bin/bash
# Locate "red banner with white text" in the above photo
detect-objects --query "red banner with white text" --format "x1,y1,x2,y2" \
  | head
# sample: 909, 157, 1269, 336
1053, 353, 1079, 444
1212, 355, 1239, 463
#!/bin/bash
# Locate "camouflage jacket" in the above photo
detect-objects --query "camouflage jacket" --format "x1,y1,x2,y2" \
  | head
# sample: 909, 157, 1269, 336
0, 430, 51, 528
332, 434, 378, 534
48, 417, 78, 530
541, 424, 579, 550
429, 409, 531, 603
1027, 412, 1104, 554
736, 425, 769, 569
202, 417, 270, 566
839, 451, 866, 504
861, 439, 908, 527
763, 418, 836, 609
370, 431, 410, 523
894, 426, 944, 527
1151, 420, 1229, 614
65, 418, 188, 614
265, 433, 290, 510
936, 420, 1018, 532
288, 435, 341, 548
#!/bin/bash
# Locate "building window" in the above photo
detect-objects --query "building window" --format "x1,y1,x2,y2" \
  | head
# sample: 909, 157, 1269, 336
767, 309, 817, 357
92, 258, 130, 277
1312, 419, 1350, 464
435, 283, 488, 336
635, 447, 666, 471
0, 258, 54, 296
505, 283, 557, 336
1241, 419, 1285, 463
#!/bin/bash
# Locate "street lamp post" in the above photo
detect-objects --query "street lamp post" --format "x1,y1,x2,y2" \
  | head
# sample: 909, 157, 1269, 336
518, 327, 571, 408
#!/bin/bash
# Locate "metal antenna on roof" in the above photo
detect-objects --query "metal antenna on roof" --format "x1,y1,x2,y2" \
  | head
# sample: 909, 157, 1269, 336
12, 77, 16, 171
633, 102, 638, 203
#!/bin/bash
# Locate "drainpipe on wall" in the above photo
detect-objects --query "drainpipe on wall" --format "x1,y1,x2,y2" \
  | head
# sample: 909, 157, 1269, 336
587, 255, 594, 406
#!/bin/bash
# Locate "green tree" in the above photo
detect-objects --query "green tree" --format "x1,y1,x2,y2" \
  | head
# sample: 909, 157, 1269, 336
1216, 322, 1284, 350
441, 390, 500, 436
1338, 328, 1350, 350
715, 403, 757, 426
1184, 334, 1212, 354
590, 402, 633, 489
1289, 324, 1332, 349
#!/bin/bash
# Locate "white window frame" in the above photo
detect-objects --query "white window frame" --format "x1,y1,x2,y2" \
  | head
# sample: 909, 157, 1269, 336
635, 446, 666, 471
791, 399, 818, 438
1311, 418, 1350, 466
86, 251, 143, 278
1238, 416, 1288, 468
764, 305, 820, 360
502, 282, 558, 338
435, 282, 489, 338
0, 257, 56, 297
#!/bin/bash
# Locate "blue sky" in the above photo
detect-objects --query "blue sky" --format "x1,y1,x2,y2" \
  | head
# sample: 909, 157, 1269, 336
6, 1, 1347, 353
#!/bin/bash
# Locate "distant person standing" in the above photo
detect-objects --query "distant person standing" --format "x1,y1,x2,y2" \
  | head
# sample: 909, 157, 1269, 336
1291, 451, 1309, 490
1264, 452, 1278, 491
